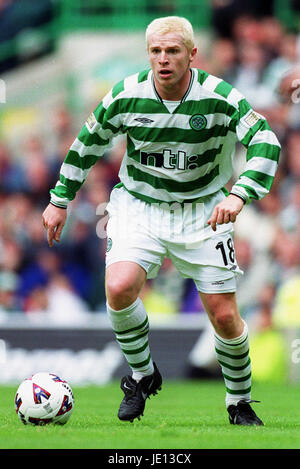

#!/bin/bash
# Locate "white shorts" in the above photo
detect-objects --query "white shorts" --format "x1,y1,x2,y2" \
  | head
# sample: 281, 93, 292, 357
105, 186, 243, 294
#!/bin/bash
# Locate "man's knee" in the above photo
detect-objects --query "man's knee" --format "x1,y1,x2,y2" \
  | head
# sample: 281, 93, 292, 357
200, 292, 243, 338
212, 309, 237, 331
105, 262, 146, 310
106, 277, 139, 309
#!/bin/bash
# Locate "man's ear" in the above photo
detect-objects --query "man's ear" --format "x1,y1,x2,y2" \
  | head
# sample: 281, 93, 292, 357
190, 47, 197, 63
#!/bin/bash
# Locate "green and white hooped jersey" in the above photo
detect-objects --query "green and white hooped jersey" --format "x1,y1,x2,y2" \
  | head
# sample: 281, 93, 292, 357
50, 68, 281, 208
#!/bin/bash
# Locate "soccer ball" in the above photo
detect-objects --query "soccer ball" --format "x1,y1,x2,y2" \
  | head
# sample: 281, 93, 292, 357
14, 372, 74, 425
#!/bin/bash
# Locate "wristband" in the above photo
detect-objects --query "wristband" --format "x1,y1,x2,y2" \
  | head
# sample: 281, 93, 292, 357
229, 192, 246, 204
50, 201, 67, 210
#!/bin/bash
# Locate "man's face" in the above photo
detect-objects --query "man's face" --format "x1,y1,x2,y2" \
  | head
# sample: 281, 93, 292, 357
148, 32, 197, 97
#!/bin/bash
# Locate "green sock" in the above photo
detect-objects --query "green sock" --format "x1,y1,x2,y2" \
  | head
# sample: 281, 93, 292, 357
106, 298, 154, 381
214, 320, 252, 408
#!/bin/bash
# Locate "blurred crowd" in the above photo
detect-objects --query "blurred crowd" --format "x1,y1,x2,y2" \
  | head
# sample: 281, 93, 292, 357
0, 0, 55, 73
0, 11, 300, 334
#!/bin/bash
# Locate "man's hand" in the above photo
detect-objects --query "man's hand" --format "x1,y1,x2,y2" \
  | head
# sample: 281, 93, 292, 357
42, 203, 67, 247
207, 194, 244, 232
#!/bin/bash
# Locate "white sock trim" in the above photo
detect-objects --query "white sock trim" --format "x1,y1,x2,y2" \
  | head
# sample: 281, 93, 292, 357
214, 320, 248, 345
106, 297, 140, 316
132, 366, 155, 382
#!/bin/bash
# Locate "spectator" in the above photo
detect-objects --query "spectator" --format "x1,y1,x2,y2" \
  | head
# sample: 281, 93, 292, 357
233, 39, 275, 108
248, 283, 287, 384
272, 273, 300, 328
24, 273, 88, 324
263, 32, 300, 98
208, 38, 237, 82
0, 270, 19, 313
234, 237, 275, 316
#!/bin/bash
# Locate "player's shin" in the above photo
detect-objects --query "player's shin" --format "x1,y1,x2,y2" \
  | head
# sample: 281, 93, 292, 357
106, 298, 154, 381
214, 320, 252, 408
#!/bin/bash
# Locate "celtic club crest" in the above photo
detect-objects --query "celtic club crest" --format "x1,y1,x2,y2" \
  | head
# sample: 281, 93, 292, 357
106, 238, 112, 252
189, 114, 207, 131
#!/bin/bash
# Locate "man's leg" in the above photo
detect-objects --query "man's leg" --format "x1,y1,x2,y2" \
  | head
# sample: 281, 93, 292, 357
106, 261, 154, 380
199, 291, 251, 405
199, 291, 263, 425
105, 261, 162, 421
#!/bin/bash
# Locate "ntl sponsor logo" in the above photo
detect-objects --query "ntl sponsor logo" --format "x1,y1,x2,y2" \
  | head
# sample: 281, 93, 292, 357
140, 149, 201, 171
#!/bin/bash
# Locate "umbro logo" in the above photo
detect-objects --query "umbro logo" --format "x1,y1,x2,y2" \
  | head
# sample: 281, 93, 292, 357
134, 117, 154, 124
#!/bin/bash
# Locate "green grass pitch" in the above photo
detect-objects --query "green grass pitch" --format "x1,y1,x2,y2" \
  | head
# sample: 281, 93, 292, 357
1, 380, 300, 449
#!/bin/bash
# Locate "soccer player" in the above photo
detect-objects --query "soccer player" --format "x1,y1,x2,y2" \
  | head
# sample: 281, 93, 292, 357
42, 16, 280, 426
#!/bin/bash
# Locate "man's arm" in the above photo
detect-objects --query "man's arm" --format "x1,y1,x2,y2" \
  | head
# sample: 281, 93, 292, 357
230, 98, 281, 204
42, 203, 67, 248
49, 100, 119, 209
208, 96, 281, 231
207, 193, 245, 232
43, 90, 123, 246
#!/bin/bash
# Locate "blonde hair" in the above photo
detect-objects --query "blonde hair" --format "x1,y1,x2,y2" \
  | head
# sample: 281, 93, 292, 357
146, 16, 195, 52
